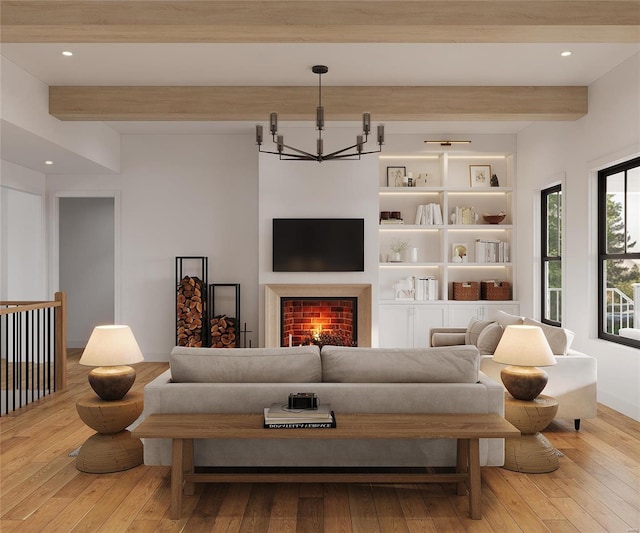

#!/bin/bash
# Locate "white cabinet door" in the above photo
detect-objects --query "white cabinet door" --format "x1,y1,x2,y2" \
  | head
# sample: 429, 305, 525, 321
448, 305, 483, 327
379, 305, 413, 348
449, 303, 521, 327
413, 306, 446, 347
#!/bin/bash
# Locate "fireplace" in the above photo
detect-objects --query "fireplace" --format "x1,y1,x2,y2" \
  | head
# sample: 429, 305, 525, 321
281, 297, 357, 347
265, 284, 372, 347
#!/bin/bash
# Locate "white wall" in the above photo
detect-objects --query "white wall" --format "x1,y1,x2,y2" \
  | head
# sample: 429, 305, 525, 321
59, 197, 115, 347
517, 53, 640, 420
47, 133, 259, 360
0, 58, 120, 173
0, 161, 46, 300
257, 127, 380, 345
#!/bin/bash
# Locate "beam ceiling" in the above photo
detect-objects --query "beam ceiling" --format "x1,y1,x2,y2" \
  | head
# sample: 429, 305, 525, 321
6, 1, 622, 121
2, 1, 639, 44
49, 85, 588, 121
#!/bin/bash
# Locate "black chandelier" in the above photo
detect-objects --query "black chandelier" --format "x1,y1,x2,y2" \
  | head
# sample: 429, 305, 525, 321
256, 65, 384, 162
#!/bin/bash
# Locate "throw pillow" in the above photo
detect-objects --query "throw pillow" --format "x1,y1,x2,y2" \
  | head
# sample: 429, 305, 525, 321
493, 310, 524, 328
476, 322, 504, 354
523, 317, 575, 355
465, 318, 494, 346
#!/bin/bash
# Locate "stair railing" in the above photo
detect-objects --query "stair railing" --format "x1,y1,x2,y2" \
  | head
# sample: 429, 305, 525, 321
0, 292, 67, 415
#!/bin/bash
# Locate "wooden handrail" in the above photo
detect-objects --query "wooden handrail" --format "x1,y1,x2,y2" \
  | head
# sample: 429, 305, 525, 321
0, 301, 62, 315
0, 292, 67, 392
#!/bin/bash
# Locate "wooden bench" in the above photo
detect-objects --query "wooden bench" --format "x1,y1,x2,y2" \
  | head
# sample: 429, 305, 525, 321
132, 412, 518, 520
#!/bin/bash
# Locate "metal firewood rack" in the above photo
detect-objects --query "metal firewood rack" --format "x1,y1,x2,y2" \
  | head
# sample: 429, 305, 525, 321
175, 256, 208, 347
208, 283, 241, 347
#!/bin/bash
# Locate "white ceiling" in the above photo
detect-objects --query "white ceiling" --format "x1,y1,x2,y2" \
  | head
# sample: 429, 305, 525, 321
1, 42, 638, 173
4, 43, 639, 87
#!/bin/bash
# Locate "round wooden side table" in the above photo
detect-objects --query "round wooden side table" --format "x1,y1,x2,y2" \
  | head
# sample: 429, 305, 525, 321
503, 393, 559, 473
75, 391, 144, 473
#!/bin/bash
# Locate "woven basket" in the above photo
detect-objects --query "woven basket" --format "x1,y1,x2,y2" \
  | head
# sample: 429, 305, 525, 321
452, 282, 480, 301
481, 281, 511, 300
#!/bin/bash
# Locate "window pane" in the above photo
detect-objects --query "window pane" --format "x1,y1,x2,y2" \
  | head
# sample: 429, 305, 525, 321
603, 259, 640, 335
628, 166, 639, 253
544, 260, 562, 323
606, 172, 626, 254
546, 191, 562, 257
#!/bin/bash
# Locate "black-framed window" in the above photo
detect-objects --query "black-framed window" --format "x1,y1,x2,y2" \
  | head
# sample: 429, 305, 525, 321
598, 157, 640, 347
541, 185, 562, 326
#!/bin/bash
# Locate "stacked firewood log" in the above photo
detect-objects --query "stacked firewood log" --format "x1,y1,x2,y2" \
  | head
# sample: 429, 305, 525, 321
177, 276, 205, 347
210, 314, 237, 348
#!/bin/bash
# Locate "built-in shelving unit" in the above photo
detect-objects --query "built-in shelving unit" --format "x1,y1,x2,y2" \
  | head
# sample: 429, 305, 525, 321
377, 150, 519, 347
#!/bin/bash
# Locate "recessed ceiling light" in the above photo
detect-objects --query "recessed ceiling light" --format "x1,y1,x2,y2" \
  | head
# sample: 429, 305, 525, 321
45, 160, 53, 165
62, 50, 73, 57
561, 51, 572, 57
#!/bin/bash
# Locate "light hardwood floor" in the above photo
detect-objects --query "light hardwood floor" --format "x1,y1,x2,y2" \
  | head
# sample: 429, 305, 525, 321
1, 350, 638, 532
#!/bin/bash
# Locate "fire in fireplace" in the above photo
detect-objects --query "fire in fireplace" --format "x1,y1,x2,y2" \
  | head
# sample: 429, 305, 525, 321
281, 297, 357, 347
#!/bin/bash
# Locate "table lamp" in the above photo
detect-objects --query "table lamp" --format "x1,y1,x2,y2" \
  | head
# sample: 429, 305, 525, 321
79, 325, 144, 401
492, 325, 557, 401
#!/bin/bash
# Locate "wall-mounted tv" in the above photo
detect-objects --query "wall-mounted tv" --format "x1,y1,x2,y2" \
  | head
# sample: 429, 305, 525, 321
273, 218, 364, 272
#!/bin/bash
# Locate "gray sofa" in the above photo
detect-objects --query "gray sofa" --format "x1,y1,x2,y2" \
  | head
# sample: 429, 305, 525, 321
430, 311, 597, 430
138, 344, 506, 468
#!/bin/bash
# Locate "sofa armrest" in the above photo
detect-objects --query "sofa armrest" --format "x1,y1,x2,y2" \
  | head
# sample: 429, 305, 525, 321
480, 354, 597, 420
430, 328, 466, 347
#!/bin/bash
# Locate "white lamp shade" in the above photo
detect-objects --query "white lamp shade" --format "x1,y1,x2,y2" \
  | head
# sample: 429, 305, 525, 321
492, 325, 556, 367
79, 325, 144, 367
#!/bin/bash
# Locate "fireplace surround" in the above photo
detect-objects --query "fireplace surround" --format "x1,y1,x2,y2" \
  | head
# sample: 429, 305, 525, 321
265, 284, 372, 347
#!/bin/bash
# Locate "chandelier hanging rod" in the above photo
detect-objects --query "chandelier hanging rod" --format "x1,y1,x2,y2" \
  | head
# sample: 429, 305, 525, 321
255, 65, 384, 162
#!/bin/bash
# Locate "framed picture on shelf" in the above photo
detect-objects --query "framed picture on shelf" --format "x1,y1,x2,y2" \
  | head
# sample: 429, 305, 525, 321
451, 243, 469, 263
469, 165, 491, 188
386, 166, 406, 187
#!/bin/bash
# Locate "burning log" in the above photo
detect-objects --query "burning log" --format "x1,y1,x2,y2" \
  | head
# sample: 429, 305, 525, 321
210, 314, 237, 348
177, 276, 205, 347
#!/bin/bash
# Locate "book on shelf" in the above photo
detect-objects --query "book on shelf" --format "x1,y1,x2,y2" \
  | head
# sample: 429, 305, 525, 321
414, 204, 443, 225
414, 277, 439, 301
475, 239, 510, 263
380, 219, 405, 225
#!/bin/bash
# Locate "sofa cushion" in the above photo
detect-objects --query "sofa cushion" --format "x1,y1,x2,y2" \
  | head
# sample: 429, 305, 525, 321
523, 318, 575, 355
170, 346, 320, 358
170, 345, 321, 383
321, 345, 479, 383
465, 318, 494, 346
476, 322, 504, 354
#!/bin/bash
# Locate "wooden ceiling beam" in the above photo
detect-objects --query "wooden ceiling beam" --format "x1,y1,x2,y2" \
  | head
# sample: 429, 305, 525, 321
2, 1, 639, 43
49, 85, 588, 121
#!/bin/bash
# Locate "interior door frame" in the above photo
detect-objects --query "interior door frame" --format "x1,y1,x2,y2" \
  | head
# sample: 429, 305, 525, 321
50, 190, 121, 323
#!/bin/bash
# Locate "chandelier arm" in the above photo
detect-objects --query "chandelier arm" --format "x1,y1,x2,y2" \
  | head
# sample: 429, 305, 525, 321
323, 137, 377, 159
323, 142, 363, 159
259, 145, 316, 160
278, 141, 319, 159
324, 145, 383, 160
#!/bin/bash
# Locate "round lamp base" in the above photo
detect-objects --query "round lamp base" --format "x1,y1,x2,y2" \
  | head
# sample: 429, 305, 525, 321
501, 366, 548, 401
88, 366, 136, 401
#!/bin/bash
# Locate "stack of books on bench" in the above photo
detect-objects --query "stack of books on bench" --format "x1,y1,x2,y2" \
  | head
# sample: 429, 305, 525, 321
263, 403, 336, 429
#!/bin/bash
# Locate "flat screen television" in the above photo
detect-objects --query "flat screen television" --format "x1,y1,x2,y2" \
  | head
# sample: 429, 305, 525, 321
273, 218, 364, 272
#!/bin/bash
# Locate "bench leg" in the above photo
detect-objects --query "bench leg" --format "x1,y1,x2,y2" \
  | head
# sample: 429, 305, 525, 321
183, 438, 195, 496
456, 439, 469, 496
171, 438, 184, 520
468, 438, 481, 519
